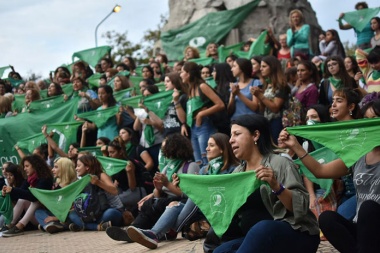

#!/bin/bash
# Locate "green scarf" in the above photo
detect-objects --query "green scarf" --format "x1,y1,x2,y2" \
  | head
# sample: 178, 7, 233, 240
164, 158, 184, 182
143, 121, 155, 147
207, 157, 224, 175
186, 96, 206, 127
0, 195, 13, 224
329, 77, 343, 90
306, 120, 323, 150
372, 70, 380, 81
126, 142, 134, 156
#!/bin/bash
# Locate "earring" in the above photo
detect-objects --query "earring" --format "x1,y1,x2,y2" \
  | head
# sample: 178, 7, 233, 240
349, 111, 352, 116
254, 141, 257, 145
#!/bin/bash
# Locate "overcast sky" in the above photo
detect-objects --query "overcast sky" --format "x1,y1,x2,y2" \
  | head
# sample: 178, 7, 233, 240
0, 0, 379, 79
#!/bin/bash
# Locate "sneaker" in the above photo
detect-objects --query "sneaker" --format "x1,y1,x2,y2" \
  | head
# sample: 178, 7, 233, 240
0, 225, 10, 232
37, 224, 45, 232
127, 226, 158, 249
106, 226, 133, 242
2, 226, 24, 237
69, 223, 84, 232
45, 222, 65, 234
97, 221, 112, 231
163, 229, 177, 241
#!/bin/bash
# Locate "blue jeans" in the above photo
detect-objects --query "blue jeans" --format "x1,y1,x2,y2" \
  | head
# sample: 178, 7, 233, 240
213, 220, 320, 253
191, 117, 215, 167
269, 117, 282, 145
337, 195, 357, 221
68, 208, 123, 230
35, 208, 69, 230
151, 199, 198, 239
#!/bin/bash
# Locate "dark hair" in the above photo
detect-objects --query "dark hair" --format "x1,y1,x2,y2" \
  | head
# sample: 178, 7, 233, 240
142, 66, 154, 78
355, 2, 368, 9
183, 61, 204, 95
371, 17, 380, 31
157, 54, 168, 64
48, 82, 63, 97
98, 137, 110, 145
77, 155, 104, 177
166, 72, 185, 91
209, 133, 239, 172
298, 60, 321, 85
333, 88, 363, 119
213, 63, 236, 104
21, 154, 53, 180
8, 71, 22, 80
108, 138, 127, 159
141, 78, 155, 86
144, 84, 159, 95
285, 67, 297, 83
5, 163, 25, 187
367, 46, 380, 64
225, 54, 238, 63
35, 143, 49, 161
116, 63, 130, 72
261, 55, 288, 93
345, 56, 360, 74
235, 58, 253, 79
120, 127, 139, 146
231, 114, 275, 156
308, 104, 331, 123
72, 76, 89, 89
326, 29, 346, 58
162, 133, 194, 160
126, 57, 136, 71
101, 58, 114, 68
325, 56, 356, 88
98, 85, 117, 107
361, 98, 380, 117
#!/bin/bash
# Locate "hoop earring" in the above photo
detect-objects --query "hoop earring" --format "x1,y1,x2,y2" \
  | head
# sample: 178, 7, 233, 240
349, 111, 352, 116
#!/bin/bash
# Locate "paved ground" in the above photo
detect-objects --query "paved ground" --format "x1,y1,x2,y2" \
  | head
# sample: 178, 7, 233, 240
0, 230, 339, 253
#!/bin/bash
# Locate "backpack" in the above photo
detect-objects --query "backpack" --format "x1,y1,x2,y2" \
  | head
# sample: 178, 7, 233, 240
73, 183, 109, 223
198, 85, 230, 135
282, 96, 302, 127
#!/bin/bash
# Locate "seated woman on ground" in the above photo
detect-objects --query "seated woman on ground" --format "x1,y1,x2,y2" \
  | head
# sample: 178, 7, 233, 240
105, 133, 200, 242
34, 157, 77, 234
124, 133, 240, 249
278, 97, 380, 253
0, 163, 26, 231
68, 154, 124, 232
1, 155, 54, 237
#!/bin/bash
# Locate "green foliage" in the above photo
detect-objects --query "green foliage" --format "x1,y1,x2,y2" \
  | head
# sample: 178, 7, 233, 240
343, 41, 356, 57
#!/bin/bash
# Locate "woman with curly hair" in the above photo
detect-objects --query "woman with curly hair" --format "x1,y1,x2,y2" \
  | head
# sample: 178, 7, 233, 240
1, 155, 54, 237
183, 46, 200, 61
105, 133, 200, 242
68, 154, 124, 232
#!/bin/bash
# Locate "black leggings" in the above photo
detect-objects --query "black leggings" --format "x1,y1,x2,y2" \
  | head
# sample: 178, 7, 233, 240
319, 200, 380, 253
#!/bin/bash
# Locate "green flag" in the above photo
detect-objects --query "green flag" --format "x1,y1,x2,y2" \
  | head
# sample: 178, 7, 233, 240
235, 30, 269, 59
29, 175, 91, 222
0, 195, 13, 224
48, 121, 83, 153
77, 106, 118, 128
161, 0, 260, 61
205, 77, 217, 89
4, 77, 24, 88
16, 133, 48, 154
87, 73, 103, 89
78, 146, 103, 157
342, 7, 380, 32
143, 90, 174, 118
130, 76, 144, 95
120, 95, 142, 108
218, 42, 245, 63
12, 94, 26, 113
97, 156, 128, 176
188, 57, 216, 66
294, 147, 338, 198
287, 118, 380, 167
28, 95, 66, 112
72, 46, 112, 68
0, 66, 10, 78
156, 82, 166, 92
179, 171, 263, 237
113, 87, 134, 102
61, 83, 74, 95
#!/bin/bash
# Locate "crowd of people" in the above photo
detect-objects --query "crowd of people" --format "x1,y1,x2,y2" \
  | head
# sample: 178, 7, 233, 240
1, 2, 380, 252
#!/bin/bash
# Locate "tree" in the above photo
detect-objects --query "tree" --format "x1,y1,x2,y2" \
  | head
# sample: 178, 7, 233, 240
25, 70, 42, 82
343, 41, 356, 57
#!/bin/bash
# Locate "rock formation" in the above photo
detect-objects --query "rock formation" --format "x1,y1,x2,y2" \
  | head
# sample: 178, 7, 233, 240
159, 0, 322, 55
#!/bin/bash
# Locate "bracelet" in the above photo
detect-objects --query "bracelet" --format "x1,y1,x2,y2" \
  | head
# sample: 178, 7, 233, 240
272, 183, 286, 196
299, 152, 309, 160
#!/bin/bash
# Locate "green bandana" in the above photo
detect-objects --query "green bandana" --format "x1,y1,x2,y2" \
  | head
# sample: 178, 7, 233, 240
0, 195, 13, 224
179, 171, 264, 237
186, 96, 206, 127
164, 158, 184, 182
125, 142, 134, 156
372, 70, 380, 81
97, 156, 128, 176
30, 175, 91, 222
143, 123, 155, 147
207, 157, 224, 175
328, 77, 343, 90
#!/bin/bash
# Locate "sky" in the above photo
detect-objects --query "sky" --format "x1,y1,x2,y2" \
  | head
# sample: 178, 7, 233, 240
0, 0, 379, 79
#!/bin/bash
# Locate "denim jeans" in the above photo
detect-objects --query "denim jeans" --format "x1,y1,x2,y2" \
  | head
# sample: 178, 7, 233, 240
213, 220, 320, 253
35, 208, 69, 230
337, 195, 357, 221
150, 199, 198, 239
191, 117, 215, 167
68, 208, 123, 230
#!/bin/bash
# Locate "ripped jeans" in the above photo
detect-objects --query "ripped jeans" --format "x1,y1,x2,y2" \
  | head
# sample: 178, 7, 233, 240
191, 117, 215, 168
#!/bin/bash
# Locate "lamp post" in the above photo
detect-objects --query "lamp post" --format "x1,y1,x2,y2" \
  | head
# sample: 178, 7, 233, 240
95, 4, 121, 47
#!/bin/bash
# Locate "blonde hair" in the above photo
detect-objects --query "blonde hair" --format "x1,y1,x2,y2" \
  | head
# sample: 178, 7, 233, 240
289, 9, 304, 26
54, 157, 77, 187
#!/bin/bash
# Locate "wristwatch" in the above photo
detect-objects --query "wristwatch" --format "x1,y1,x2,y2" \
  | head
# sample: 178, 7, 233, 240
272, 183, 286, 196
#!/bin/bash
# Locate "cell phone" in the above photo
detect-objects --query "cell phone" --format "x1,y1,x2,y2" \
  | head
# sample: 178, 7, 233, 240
257, 84, 263, 89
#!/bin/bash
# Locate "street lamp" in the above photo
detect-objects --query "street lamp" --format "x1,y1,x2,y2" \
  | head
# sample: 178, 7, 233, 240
95, 4, 121, 47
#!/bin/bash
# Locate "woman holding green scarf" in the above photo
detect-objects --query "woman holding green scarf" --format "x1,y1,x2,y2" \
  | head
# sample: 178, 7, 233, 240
319, 56, 357, 106
105, 133, 199, 243
124, 133, 239, 249
70, 77, 100, 113
181, 61, 225, 168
